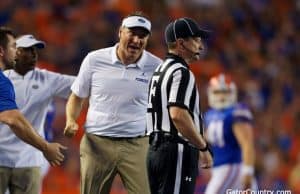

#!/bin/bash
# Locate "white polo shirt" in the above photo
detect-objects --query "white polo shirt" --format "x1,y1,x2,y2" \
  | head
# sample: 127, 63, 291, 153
72, 44, 162, 137
0, 68, 75, 167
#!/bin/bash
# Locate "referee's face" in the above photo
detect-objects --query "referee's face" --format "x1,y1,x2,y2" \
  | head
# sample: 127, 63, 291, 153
180, 37, 204, 63
118, 27, 150, 64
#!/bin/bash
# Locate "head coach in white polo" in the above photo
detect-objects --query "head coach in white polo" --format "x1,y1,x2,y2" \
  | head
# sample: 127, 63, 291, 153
64, 11, 162, 194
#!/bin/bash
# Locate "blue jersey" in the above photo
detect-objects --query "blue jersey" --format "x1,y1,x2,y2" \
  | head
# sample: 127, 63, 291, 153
0, 71, 17, 112
204, 103, 253, 167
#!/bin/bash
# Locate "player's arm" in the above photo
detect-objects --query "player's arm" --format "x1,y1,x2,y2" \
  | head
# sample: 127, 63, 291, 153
233, 121, 255, 189
0, 109, 48, 150
0, 109, 66, 166
64, 92, 85, 137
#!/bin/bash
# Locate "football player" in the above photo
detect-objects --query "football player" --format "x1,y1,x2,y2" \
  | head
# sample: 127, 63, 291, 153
204, 74, 257, 193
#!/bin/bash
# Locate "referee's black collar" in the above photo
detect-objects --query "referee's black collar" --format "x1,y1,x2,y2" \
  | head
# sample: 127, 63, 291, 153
165, 53, 189, 68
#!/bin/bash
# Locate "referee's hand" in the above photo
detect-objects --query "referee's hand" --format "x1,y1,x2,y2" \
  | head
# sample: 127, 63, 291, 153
199, 150, 213, 169
64, 121, 79, 138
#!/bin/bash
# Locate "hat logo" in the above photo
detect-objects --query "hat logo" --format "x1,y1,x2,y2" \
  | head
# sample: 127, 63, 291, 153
138, 18, 146, 23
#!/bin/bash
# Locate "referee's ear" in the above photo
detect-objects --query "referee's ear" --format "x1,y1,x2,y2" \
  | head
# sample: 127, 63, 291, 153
177, 38, 185, 51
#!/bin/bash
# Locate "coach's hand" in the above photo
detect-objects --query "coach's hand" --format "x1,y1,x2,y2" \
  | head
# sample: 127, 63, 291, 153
64, 120, 79, 138
43, 142, 67, 166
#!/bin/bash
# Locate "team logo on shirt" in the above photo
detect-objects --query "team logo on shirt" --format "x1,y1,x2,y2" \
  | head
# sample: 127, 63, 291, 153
32, 84, 39, 89
135, 72, 149, 84
135, 72, 148, 83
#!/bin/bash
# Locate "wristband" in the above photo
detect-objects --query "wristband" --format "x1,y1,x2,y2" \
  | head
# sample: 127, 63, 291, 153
241, 164, 254, 176
199, 143, 209, 152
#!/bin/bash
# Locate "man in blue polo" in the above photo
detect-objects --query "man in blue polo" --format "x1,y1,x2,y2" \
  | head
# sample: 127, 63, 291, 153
0, 26, 66, 194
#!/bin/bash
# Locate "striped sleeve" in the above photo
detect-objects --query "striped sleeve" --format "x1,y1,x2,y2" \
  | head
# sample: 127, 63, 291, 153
168, 68, 194, 110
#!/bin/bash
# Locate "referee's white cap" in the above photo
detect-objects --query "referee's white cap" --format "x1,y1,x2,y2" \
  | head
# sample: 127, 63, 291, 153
121, 16, 151, 34
16, 34, 45, 49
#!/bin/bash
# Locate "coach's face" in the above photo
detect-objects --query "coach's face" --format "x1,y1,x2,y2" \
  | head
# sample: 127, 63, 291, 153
118, 27, 150, 64
2, 34, 17, 70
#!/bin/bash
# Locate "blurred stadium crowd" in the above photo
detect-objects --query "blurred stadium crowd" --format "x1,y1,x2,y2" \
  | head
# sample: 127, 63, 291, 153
1, 0, 299, 193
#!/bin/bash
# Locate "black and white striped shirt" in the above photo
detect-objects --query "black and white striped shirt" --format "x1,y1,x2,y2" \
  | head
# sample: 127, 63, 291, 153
147, 53, 204, 137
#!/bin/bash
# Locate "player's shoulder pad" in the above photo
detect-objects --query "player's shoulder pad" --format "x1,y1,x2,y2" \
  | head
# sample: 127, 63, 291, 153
232, 103, 253, 120
204, 108, 217, 120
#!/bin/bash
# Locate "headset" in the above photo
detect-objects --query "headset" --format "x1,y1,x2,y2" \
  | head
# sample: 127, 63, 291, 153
180, 41, 201, 62
181, 42, 200, 57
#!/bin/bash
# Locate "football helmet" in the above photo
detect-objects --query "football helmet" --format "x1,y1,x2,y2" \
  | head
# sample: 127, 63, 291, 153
207, 74, 237, 109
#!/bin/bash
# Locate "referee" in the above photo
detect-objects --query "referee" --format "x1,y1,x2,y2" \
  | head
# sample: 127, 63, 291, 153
146, 17, 213, 194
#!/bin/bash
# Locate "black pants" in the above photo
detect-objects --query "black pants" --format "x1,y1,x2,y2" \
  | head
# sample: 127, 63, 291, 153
147, 137, 199, 194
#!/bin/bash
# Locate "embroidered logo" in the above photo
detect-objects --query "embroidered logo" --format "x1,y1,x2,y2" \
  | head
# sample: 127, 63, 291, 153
32, 84, 39, 89
138, 18, 146, 23
135, 72, 148, 83
135, 78, 148, 83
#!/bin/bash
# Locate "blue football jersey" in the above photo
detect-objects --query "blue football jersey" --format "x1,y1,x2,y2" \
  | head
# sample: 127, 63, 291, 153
204, 103, 253, 167
0, 71, 18, 112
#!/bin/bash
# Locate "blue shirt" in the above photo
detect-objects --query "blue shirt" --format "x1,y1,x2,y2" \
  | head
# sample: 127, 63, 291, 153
204, 103, 253, 167
0, 71, 18, 112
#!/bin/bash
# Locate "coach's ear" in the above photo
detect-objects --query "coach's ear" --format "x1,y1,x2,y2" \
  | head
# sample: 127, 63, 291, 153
118, 27, 122, 39
0, 46, 4, 57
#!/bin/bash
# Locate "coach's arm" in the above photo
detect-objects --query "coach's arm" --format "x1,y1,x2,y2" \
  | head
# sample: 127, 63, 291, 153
64, 92, 85, 138
0, 109, 66, 166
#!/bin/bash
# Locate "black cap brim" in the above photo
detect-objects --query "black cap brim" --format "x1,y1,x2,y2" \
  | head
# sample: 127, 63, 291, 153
194, 28, 211, 39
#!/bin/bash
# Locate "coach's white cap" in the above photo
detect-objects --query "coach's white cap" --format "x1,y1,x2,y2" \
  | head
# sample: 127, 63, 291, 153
16, 34, 45, 49
121, 16, 151, 33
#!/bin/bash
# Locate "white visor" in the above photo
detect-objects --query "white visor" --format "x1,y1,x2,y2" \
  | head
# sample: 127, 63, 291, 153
121, 16, 151, 33
16, 34, 45, 49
